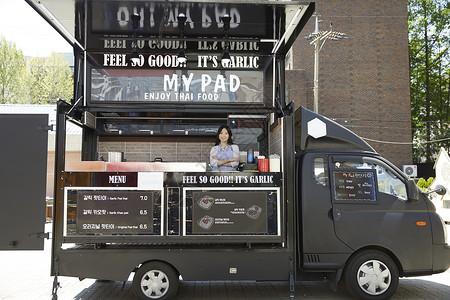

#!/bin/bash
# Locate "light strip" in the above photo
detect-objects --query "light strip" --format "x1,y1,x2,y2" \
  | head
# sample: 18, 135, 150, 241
228, 115, 267, 119
260, 39, 278, 43
38, 1, 85, 51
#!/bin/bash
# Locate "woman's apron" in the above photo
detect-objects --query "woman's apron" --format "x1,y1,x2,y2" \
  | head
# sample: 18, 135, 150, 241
216, 145, 236, 171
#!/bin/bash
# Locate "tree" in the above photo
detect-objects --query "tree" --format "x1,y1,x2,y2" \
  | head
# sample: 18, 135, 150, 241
0, 36, 27, 103
0, 37, 73, 104
27, 53, 73, 104
408, 0, 450, 162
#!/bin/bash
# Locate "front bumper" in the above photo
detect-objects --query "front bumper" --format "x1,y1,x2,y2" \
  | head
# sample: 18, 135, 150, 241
433, 243, 450, 274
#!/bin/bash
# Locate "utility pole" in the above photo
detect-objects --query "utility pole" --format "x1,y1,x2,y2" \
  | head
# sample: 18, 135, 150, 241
305, 13, 347, 113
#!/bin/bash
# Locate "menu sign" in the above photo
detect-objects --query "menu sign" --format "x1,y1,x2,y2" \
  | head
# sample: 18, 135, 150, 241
76, 190, 155, 234
332, 170, 377, 202
192, 191, 267, 234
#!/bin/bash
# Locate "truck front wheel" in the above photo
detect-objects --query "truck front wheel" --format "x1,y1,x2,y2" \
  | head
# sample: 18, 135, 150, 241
132, 261, 179, 300
343, 250, 399, 300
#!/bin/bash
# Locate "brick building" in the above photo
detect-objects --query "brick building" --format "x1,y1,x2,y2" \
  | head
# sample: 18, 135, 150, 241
287, 0, 413, 167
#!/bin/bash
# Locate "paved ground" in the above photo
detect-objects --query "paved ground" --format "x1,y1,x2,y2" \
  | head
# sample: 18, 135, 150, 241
1, 224, 449, 300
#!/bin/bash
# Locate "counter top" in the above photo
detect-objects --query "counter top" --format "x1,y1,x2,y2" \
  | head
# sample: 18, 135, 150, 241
66, 161, 207, 172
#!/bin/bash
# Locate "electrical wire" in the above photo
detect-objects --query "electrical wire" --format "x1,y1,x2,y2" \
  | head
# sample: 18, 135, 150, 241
362, 136, 450, 145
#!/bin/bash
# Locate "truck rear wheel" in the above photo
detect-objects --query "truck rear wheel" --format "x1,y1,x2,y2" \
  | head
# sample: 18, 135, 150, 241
132, 261, 179, 300
343, 250, 399, 300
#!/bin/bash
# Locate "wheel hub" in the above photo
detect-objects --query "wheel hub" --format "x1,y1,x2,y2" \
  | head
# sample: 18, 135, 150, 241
141, 270, 170, 299
357, 259, 391, 295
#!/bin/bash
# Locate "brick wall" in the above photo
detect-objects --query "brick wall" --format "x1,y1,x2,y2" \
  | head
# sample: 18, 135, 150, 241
269, 121, 283, 157
98, 141, 214, 163
288, 0, 413, 167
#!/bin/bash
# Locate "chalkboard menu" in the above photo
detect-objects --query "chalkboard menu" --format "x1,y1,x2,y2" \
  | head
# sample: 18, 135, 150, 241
332, 170, 377, 202
190, 191, 268, 235
75, 190, 156, 235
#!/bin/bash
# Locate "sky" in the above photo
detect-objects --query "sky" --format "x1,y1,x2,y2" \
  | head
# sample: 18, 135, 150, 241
0, 0, 72, 57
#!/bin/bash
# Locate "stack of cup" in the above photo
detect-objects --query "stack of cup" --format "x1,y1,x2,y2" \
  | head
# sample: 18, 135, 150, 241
258, 156, 269, 172
269, 154, 281, 172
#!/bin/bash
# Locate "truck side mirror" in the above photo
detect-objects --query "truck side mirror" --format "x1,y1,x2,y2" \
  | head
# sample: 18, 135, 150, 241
425, 184, 447, 196
406, 179, 420, 202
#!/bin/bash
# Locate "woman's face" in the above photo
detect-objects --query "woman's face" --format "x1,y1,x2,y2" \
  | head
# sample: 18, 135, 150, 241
219, 128, 230, 144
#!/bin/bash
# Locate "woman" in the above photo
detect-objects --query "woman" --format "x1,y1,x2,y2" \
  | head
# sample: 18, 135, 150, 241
210, 125, 240, 171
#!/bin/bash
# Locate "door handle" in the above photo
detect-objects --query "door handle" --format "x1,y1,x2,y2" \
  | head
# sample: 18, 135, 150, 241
332, 208, 342, 221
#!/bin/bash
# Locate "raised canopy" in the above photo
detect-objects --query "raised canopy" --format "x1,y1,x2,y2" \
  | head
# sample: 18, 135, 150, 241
26, 0, 314, 56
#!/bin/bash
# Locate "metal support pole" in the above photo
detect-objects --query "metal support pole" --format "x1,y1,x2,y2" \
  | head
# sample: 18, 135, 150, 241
312, 13, 320, 113
305, 13, 347, 114
313, 38, 319, 113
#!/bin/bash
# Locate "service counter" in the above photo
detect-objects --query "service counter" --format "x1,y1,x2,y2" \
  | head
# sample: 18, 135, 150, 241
66, 161, 207, 172
60, 165, 283, 245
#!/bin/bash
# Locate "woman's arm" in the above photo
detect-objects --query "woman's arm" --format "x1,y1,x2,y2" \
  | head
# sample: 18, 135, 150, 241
210, 146, 218, 168
216, 158, 237, 167
230, 144, 240, 168
211, 145, 240, 168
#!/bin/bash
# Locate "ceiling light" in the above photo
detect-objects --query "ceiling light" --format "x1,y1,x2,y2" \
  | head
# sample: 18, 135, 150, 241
131, 13, 141, 30
221, 51, 231, 65
177, 13, 187, 30
221, 14, 231, 31
130, 51, 140, 64
177, 51, 187, 63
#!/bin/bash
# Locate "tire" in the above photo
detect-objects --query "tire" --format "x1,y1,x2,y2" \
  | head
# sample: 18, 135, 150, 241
132, 261, 179, 300
344, 250, 399, 300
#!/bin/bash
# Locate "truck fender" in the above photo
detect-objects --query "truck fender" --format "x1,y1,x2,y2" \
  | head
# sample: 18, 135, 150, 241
344, 246, 404, 277
134, 259, 181, 277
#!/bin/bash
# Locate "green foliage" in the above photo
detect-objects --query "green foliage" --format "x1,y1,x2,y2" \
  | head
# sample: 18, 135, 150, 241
0, 36, 27, 103
408, 0, 450, 162
426, 177, 434, 187
0, 36, 73, 104
416, 177, 435, 191
27, 53, 73, 104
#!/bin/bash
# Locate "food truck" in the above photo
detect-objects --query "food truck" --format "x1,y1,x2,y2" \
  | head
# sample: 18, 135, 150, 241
1, 1, 449, 300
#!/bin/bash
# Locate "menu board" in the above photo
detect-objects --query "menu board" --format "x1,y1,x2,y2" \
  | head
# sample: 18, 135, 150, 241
191, 191, 268, 234
75, 190, 155, 235
332, 170, 377, 202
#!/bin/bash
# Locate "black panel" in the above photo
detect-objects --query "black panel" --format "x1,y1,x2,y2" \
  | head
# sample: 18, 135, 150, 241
0, 114, 48, 250
295, 107, 375, 153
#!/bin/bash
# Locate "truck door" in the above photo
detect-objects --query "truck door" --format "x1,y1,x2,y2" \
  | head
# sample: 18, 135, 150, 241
299, 154, 354, 270
329, 155, 433, 271
0, 114, 49, 250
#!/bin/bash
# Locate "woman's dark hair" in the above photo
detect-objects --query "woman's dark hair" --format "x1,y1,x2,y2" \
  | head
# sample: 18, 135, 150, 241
215, 125, 233, 145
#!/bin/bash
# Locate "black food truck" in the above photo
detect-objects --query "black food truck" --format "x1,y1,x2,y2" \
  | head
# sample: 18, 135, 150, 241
1, 1, 449, 300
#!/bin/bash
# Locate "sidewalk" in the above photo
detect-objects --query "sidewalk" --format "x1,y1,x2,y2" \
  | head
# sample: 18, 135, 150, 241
1, 223, 449, 299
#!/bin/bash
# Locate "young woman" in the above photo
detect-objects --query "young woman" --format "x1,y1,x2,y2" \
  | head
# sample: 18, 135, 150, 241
210, 125, 240, 171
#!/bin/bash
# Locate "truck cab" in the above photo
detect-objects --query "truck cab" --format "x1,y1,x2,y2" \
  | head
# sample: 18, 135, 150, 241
295, 107, 450, 299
